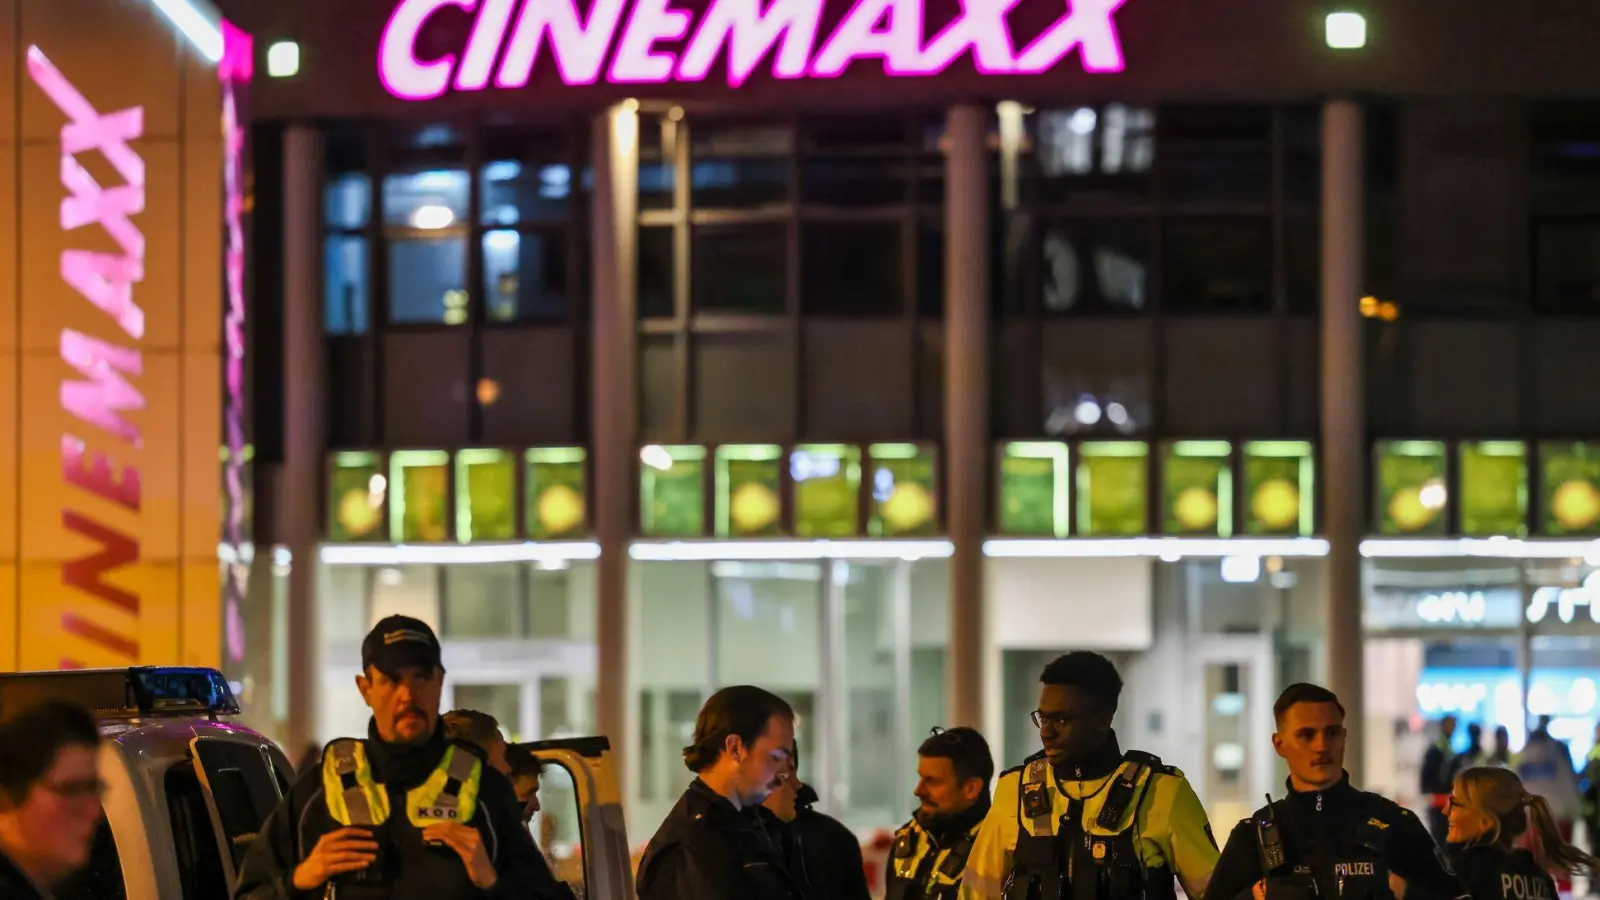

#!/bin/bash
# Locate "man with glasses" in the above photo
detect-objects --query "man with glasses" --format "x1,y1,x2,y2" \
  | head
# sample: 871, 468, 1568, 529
962, 651, 1219, 900
0, 700, 105, 900
887, 726, 994, 900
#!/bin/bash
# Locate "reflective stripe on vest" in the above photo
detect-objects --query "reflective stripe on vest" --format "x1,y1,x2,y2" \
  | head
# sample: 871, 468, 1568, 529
321, 739, 482, 829
407, 745, 482, 827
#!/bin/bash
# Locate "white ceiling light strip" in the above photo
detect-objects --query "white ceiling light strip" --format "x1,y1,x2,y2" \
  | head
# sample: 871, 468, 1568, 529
984, 538, 1330, 559
320, 542, 602, 565
149, 0, 226, 63
1360, 538, 1600, 561
630, 540, 955, 561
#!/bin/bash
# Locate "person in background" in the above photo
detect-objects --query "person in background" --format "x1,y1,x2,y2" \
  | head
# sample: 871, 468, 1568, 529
507, 744, 547, 826
1513, 716, 1583, 893
0, 701, 105, 900
1489, 726, 1513, 768
761, 744, 870, 900
443, 709, 514, 776
1444, 765, 1598, 900
1454, 723, 1487, 779
1424, 716, 1461, 845
887, 726, 993, 900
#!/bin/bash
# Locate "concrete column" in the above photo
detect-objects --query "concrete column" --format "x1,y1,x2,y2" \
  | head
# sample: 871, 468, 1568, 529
945, 105, 989, 729
281, 124, 326, 754
592, 105, 639, 779
1320, 100, 1365, 783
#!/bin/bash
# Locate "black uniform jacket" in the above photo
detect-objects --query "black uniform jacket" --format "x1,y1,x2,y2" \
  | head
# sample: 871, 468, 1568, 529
0, 848, 48, 900
1209, 774, 1468, 900
636, 778, 808, 900
765, 784, 870, 900
1448, 844, 1558, 900
234, 720, 574, 900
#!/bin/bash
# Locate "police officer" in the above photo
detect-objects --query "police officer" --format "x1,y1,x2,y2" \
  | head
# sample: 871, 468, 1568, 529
1208, 683, 1468, 900
637, 684, 807, 900
888, 726, 995, 900
1444, 765, 1599, 900
962, 651, 1219, 900
235, 616, 573, 900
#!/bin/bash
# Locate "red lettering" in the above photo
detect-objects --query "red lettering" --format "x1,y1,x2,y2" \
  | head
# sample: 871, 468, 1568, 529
61, 511, 140, 615
60, 611, 140, 659
61, 435, 141, 511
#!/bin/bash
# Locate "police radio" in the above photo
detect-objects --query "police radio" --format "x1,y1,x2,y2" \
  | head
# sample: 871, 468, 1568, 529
1257, 795, 1288, 873
1257, 794, 1319, 900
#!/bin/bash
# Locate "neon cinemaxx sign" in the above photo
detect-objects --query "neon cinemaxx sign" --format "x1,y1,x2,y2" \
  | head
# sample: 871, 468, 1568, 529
381, 0, 1129, 100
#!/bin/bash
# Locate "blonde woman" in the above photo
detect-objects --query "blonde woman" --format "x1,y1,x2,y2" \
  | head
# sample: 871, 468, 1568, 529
1445, 766, 1599, 900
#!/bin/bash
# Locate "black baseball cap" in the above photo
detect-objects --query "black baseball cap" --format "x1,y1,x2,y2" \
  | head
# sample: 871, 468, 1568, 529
361, 615, 443, 676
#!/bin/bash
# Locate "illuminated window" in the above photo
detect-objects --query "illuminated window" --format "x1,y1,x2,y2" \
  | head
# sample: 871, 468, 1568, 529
1162, 441, 1232, 537
323, 236, 369, 335
526, 448, 587, 540
383, 169, 469, 229
327, 452, 385, 542
482, 229, 567, 321
389, 450, 451, 543
867, 444, 938, 537
715, 445, 784, 537
793, 445, 862, 538
998, 442, 1070, 538
1242, 441, 1315, 537
1538, 442, 1600, 536
640, 445, 707, 537
1375, 441, 1449, 536
1076, 442, 1149, 536
1459, 442, 1528, 537
455, 449, 517, 542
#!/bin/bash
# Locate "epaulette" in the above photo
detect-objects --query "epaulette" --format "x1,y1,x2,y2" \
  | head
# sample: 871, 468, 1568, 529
1124, 749, 1180, 776
1001, 749, 1048, 778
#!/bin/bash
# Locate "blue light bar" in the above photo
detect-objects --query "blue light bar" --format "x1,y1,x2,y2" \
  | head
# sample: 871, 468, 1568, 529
0, 667, 240, 719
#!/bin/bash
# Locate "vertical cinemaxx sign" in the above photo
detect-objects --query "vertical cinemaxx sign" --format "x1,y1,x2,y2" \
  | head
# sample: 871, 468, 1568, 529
380, 0, 1129, 100
29, 46, 149, 666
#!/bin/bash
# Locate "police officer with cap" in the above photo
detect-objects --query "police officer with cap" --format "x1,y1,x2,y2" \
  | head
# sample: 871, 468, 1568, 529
961, 651, 1219, 900
1207, 683, 1467, 900
236, 615, 574, 900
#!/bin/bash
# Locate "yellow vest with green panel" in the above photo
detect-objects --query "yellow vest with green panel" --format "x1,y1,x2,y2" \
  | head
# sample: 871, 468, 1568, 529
889, 808, 988, 900
322, 737, 485, 828
960, 748, 1219, 900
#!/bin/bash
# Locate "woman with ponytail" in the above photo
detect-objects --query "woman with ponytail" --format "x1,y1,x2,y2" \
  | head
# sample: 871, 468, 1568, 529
1444, 766, 1599, 900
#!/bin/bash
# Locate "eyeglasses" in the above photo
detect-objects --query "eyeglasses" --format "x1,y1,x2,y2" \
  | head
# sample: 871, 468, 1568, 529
928, 727, 964, 743
37, 778, 108, 802
1030, 710, 1079, 730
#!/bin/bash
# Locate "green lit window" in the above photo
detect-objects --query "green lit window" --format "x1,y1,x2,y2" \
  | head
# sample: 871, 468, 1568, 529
640, 445, 707, 537
454, 449, 517, 542
1376, 441, 1448, 536
1538, 442, 1600, 536
390, 450, 451, 542
1241, 441, 1314, 537
715, 445, 783, 537
793, 444, 861, 538
328, 451, 386, 541
999, 442, 1069, 538
526, 448, 587, 539
867, 444, 938, 537
1459, 442, 1527, 537
1163, 441, 1232, 537
1076, 442, 1148, 536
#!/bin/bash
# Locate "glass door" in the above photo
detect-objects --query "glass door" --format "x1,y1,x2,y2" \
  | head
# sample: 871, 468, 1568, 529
1186, 636, 1274, 829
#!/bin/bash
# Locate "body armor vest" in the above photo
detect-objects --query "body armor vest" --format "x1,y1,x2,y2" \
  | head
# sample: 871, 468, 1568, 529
887, 815, 983, 900
322, 738, 484, 829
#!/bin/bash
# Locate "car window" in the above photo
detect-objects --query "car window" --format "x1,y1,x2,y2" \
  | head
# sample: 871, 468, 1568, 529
165, 764, 231, 900
56, 819, 128, 900
192, 739, 285, 868
531, 761, 586, 900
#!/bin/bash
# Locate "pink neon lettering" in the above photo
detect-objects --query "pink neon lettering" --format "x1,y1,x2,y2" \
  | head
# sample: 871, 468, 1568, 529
60, 251, 145, 341
611, 0, 692, 81
61, 329, 145, 448
456, 0, 517, 89
62, 435, 141, 511
809, 0, 923, 77
497, 0, 627, 87
918, 0, 1021, 74
1013, 0, 1126, 73
676, 0, 822, 86
380, 0, 477, 101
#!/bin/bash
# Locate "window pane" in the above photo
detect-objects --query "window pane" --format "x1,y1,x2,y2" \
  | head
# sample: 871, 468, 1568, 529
1038, 219, 1150, 312
484, 229, 568, 322
1285, 217, 1320, 314
325, 173, 371, 229
715, 445, 783, 537
1534, 219, 1600, 312
1530, 104, 1600, 211
1160, 105, 1273, 205
329, 451, 386, 541
1025, 104, 1155, 204
531, 761, 588, 896
793, 444, 861, 538
1242, 441, 1314, 537
801, 114, 910, 152
640, 445, 706, 537
836, 561, 902, 826
391, 450, 451, 542
1076, 441, 1149, 536
1459, 442, 1528, 538
454, 684, 523, 737
802, 221, 904, 315
801, 157, 909, 207
691, 121, 792, 208
527, 566, 579, 639
1375, 440, 1449, 536
388, 236, 468, 324
1161, 219, 1271, 312
369, 564, 441, 628
527, 448, 588, 540
637, 226, 676, 319
692, 224, 786, 313
1162, 440, 1233, 537
324, 235, 369, 335
456, 449, 517, 542
443, 565, 521, 638
382, 169, 469, 229
712, 561, 819, 781
638, 114, 679, 212
480, 160, 572, 226
916, 218, 944, 316
1538, 442, 1600, 536
999, 442, 1069, 537
868, 444, 938, 537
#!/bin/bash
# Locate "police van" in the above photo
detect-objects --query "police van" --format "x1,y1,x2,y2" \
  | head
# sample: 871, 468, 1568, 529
0, 667, 634, 900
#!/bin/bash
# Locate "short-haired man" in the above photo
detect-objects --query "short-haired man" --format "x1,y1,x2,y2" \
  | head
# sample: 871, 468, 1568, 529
888, 726, 994, 900
636, 684, 806, 900
236, 616, 574, 900
1207, 683, 1468, 900
760, 744, 870, 899
443, 710, 544, 825
962, 651, 1218, 900
0, 701, 104, 900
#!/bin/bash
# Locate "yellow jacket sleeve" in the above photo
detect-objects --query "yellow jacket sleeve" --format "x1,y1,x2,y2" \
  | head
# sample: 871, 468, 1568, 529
961, 770, 1021, 900
1151, 771, 1220, 900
